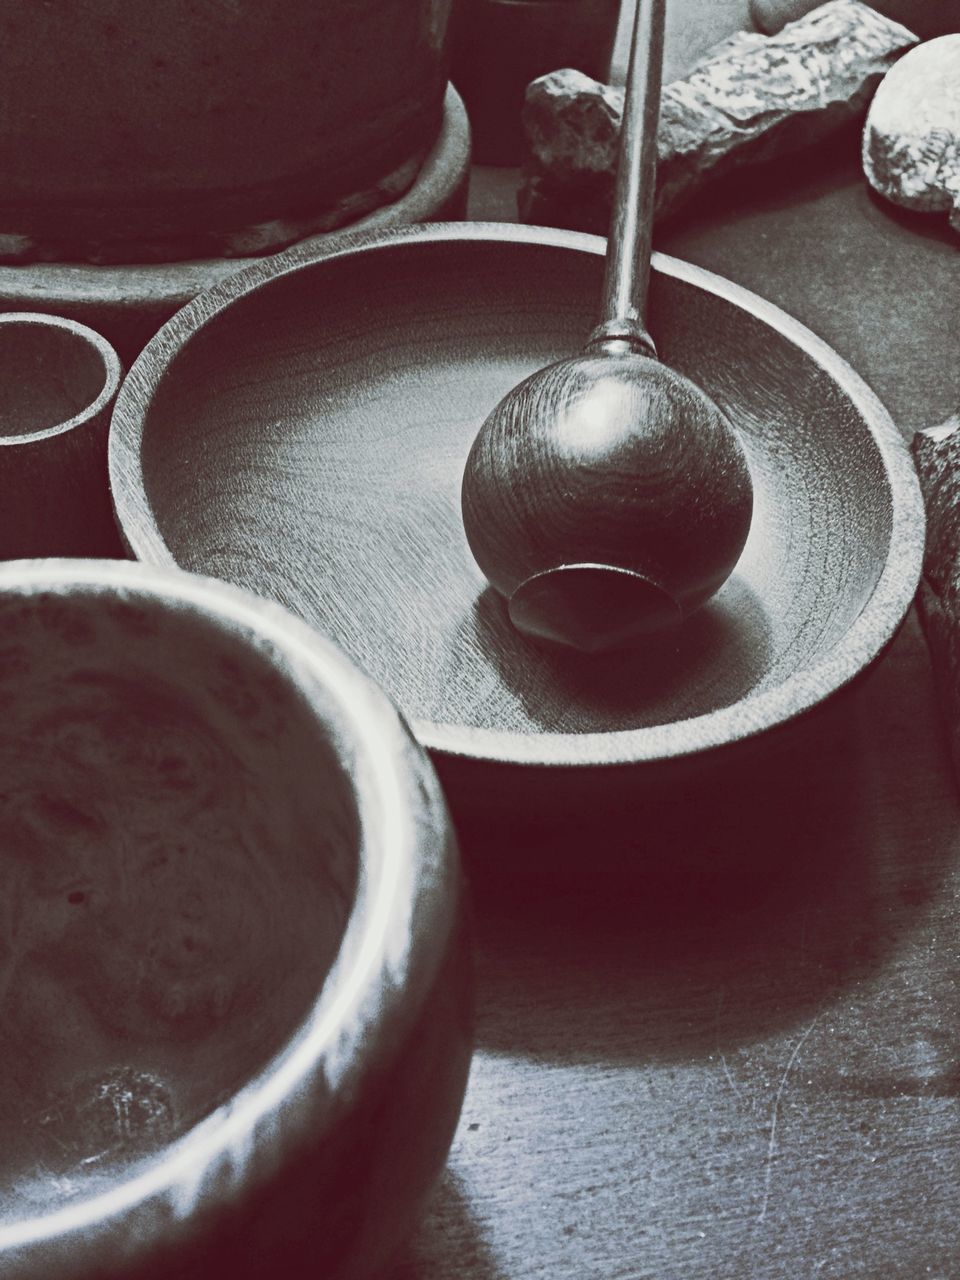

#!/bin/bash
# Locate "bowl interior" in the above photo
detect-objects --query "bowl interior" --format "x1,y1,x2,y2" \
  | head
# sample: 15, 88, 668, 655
118, 231, 910, 759
0, 586, 358, 1220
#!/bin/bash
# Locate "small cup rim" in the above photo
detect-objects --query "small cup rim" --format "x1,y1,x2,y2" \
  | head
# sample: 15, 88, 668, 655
0, 312, 121, 446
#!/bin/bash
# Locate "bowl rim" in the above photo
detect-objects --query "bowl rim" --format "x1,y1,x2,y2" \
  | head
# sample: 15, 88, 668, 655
0, 557, 449, 1263
109, 220, 926, 770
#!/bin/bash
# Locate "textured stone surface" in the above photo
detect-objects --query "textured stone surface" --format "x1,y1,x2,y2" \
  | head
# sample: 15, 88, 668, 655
912, 415, 960, 779
862, 35, 960, 234
520, 0, 918, 231
751, 0, 960, 39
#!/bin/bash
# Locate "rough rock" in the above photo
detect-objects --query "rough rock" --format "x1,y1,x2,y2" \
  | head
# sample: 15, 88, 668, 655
912, 415, 960, 780
751, 0, 960, 39
862, 35, 960, 235
520, 0, 918, 231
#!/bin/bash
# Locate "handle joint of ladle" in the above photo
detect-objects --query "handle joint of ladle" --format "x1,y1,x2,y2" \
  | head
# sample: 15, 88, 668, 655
586, 319, 658, 359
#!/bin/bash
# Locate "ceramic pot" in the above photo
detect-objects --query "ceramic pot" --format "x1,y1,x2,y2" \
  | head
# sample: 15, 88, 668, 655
0, 559, 472, 1280
0, 0, 455, 262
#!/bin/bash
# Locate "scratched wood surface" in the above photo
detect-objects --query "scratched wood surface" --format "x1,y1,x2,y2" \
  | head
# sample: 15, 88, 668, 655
387, 4, 960, 1278
394, 609, 960, 1279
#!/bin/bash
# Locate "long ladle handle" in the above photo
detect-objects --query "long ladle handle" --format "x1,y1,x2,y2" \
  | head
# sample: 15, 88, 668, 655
589, 0, 666, 353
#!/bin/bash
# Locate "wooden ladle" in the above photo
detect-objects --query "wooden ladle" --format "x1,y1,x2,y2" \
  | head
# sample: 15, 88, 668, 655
460, 0, 754, 653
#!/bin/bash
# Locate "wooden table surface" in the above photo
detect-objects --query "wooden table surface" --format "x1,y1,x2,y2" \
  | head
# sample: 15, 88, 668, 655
388, 5, 960, 1278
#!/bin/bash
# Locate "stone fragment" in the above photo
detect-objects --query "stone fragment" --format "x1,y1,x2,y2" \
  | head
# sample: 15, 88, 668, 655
862, 35, 960, 235
912, 415, 960, 780
751, 0, 960, 40
519, 0, 918, 231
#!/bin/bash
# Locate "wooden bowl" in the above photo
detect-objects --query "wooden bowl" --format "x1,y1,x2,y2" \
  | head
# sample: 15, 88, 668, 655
109, 223, 924, 838
0, 559, 470, 1280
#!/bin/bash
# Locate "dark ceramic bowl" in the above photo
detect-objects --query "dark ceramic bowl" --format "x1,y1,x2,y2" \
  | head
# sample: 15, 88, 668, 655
0, 86, 470, 366
109, 222, 924, 836
0, 0, 457, 253
0, 559, 470, 1280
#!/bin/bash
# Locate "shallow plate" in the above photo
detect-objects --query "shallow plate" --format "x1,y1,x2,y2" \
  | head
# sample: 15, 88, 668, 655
110, 223, 924, 822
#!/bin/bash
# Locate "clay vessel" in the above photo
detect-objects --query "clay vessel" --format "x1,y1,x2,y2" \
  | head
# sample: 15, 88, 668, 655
0, 0, 456, 263
0, 559, 471, 1280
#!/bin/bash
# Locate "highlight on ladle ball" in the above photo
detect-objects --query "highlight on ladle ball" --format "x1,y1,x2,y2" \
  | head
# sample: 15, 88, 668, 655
460, 350, 755, 654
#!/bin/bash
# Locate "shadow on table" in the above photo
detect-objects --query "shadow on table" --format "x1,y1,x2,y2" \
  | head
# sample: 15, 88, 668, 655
386, 1173, 507, 1280
458, 614, 960, 1066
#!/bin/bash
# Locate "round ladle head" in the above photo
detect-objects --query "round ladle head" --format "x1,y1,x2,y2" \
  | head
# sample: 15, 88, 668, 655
459, 0, 755, 653
462, 335, 754, 652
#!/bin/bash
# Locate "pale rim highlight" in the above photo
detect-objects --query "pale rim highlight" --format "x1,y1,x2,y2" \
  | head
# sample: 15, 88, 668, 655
0, 313, 121, 445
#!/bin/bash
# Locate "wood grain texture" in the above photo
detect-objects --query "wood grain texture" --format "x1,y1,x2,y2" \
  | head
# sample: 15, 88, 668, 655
460, 347, 753, 635
0, 314, 124, 559
393, 612, 960, 1280
0, 586, 355, 1217
382, 14, 960, 1276
100, 3, 960, 1277
459, 0, 752, 651
109, 225, 921, 794
382, 8, 960, 1278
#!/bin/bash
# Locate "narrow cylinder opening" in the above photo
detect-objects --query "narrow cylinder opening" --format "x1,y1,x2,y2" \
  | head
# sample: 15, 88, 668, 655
0, 318, 111, 438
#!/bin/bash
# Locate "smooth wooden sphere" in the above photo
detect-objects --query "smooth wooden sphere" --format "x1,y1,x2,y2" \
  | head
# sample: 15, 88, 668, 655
461, 344, 753, 650
0, 560, 470, 1280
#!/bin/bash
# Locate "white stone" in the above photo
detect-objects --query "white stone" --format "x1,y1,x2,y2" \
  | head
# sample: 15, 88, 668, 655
862, 34, 960, 231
